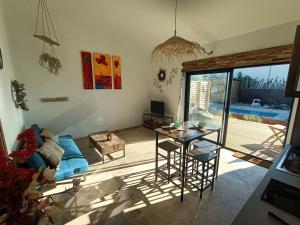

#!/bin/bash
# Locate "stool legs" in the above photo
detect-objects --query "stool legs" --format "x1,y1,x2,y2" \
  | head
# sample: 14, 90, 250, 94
211, 158, 217, 190
155, 133, 158, 181
200, 163, 205, 198
155, 140, 182, 183
185, 154, 217, 199
167, 151, 171, 183
179, 147, 182, 171
185, 155, 190, 187
216, 149, 220, 179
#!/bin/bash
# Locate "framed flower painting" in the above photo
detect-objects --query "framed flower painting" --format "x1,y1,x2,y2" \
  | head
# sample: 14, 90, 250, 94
93, 53, 112, 89
112, 55, 122, 89
81, 51, 94, 89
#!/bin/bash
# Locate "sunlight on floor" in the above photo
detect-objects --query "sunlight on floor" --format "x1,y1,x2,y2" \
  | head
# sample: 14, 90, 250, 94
40, 127, 267, 225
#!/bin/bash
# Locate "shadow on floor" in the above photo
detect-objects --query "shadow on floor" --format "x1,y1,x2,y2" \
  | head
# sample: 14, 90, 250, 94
44, 166, 263, 225
241, 142, 283, 160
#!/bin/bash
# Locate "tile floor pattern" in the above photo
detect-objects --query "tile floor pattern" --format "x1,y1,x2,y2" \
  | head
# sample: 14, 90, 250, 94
41, 127, 267, 225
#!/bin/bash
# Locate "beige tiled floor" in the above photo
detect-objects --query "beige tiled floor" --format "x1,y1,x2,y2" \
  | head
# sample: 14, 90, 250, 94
41, 127, 267, 225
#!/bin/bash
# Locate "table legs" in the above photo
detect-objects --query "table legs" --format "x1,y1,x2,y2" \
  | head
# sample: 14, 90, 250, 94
155, 132, 159, 181
155, 129, 221, 202
216, 130, 221, 179
180, 142, 188, 202
89, 136, 93, 148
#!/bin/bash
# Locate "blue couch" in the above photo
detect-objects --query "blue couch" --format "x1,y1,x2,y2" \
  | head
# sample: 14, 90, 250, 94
28, 124, 89, 181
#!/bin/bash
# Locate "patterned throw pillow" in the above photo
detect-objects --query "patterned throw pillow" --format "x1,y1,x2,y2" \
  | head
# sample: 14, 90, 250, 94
38, 139, 64, 168
41, 128, 59, 144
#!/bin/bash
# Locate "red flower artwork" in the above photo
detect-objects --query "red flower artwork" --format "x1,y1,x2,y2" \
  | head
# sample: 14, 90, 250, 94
93, 53, 112, 89
114, 60, 119, 68
112, 55, 122, 89
95, 55, 108, 66
81, 51, 94, 89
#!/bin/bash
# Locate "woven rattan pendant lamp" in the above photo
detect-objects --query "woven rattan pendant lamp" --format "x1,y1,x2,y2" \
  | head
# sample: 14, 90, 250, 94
152, 0, 212, 61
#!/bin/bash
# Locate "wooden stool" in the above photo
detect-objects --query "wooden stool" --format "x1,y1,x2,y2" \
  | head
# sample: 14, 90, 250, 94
155, 140, 182, 183
185, 140, 219, 198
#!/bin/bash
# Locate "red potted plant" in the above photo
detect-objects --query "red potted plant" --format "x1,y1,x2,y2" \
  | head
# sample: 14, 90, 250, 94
0, 128, 38, 225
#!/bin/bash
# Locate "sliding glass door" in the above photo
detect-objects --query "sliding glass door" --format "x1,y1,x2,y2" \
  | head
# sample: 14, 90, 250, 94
185, 64, 292, 162
185, 71, 230, 143
226, 64, 292, 161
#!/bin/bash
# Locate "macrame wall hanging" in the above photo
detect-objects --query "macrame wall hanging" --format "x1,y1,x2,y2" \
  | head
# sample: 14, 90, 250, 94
153, 68, 178, 92
34, 0, 62, 75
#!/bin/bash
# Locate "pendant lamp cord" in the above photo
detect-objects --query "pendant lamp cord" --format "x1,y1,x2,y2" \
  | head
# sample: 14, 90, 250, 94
174, 0, 177, 36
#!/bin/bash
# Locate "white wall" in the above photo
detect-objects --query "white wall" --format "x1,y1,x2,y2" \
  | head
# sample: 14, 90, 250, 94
150, 20, 300, 119
1, 0, 300, 140
0, 1, 25, 152
1, 0, 153, 138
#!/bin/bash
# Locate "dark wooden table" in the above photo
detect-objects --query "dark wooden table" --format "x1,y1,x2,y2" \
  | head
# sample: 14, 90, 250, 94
154, 122, 222, 201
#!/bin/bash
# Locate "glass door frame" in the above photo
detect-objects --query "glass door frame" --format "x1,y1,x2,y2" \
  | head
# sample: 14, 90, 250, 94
184, 63, 295, 158
184, 68, 234, 146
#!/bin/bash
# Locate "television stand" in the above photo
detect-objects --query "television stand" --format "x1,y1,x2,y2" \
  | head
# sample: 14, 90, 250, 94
143, 112, 174, 129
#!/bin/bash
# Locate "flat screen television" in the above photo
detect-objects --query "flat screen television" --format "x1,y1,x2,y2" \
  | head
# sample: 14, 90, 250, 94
151, 101, 164, 115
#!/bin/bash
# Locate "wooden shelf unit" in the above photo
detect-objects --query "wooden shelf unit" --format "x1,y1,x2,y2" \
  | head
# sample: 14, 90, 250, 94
143, 112, 174, 129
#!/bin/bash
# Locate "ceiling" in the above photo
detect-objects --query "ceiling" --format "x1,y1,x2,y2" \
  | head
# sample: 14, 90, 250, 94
2, 0, 300, 46
158, 0, 300, 43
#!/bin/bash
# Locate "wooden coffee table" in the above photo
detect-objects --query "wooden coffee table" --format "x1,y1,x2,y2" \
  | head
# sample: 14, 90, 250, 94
88, 131, 125, 164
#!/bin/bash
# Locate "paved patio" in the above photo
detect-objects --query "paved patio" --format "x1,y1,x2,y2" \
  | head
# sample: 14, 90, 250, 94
206, 117, 285, 161
226, 118, 284, 161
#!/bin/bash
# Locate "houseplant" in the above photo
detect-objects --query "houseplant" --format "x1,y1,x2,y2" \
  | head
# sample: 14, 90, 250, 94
0, 128, 38, 225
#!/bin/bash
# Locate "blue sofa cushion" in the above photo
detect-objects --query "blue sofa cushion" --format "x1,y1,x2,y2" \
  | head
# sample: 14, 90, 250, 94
27, 152, 48, 171
29, 125, 89, 181
59, 135, 84, 160
54, 160, 71, 181
55, 158, 88, 181
31, 124, 45, 147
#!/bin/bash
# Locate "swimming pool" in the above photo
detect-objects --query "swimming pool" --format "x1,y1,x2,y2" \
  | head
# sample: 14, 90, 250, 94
229, 108, 278, 118
208, 104, 289, 121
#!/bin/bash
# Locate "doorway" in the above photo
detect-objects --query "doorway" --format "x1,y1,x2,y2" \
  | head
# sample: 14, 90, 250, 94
184, 64, 293, 161
184, 70, 231, 144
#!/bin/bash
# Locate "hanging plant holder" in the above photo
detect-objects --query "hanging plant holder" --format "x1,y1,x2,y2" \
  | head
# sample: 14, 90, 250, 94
33, 34, 59, 47
33, 0, 60, 46
33, 0, 62, 75
39, 52, 62, 75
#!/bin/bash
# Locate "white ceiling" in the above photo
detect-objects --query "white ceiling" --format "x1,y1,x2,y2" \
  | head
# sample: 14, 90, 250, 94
158, 0, 300, 43
2, 0, 300, 46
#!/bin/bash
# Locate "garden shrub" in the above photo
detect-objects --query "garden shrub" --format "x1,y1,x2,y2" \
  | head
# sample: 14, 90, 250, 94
242, 115, 263, 123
